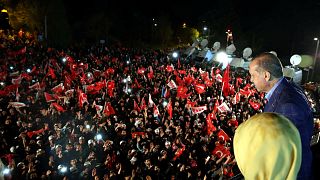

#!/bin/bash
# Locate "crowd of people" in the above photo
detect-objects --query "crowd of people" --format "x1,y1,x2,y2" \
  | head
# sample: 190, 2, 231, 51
0, 29, 319, 180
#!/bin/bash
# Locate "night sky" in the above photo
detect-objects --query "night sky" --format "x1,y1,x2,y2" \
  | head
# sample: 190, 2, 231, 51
64, 0, 320, 62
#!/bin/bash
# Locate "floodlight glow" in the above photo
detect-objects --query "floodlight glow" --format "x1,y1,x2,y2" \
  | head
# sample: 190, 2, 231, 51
3, 168, 10, 175
162, 100, 168, 107
0, 82, 4, 86
62, 57, 67, 62
86, 125, 90, 129
127, 88, 132, 93
127, 76, 131, 82
172, 52, 178, 58
27, 68, 31, 73
127, 60, 130, 64
10, 66, 13, 70
203, 27, 208, 31
123, 79, 127, 83
314, 37, 318, 41
60, 166, 67, 173
96, 134, 102, 140
216, 52, 228, 63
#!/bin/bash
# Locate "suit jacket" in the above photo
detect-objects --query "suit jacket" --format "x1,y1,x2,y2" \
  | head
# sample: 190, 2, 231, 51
264, 78, 313, 180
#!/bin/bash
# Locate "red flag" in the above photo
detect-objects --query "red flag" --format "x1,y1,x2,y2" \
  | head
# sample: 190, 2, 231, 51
213, 100, 220, 113
78, 90, 88, 108
216, 74, 222, 82
147, 66, 154, 79
249, 99, 261, 110
52, 102, 65, 112
107, 80, 115, 97
20, 73, 32, 81
173, 145, 185, 161
167, 80, 177, 89
140, 97, 146, 110
51, 83, 64, 94
217, 129, 230, 141
44, 92, 56, 102
104, 102, 116, 116
131, 132, 145, 138
191, 105, 207, 115
217, 102, 230, 113
178, 70, 186, 75
211, 144, 230, 158
153, 104, 160, 117
236, 77, 243, 88
137, 67, 146, 74
46, 67, 56, 79
194, 83, 206, 94
232, 92, 241, 105
206, 113, 217, 135
186, 99, 197, 108
177, 86, 189, 99
167, 100, 173, 120
184, 75, 194, 85
166, 65, 174, 72
177, 58, 181, 68
134, 99, 141, 112
222, 64, 230, 97
239, 88, 252, 97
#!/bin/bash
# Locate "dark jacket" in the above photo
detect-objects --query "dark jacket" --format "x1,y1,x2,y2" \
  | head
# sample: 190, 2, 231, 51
264, 78, 313, 180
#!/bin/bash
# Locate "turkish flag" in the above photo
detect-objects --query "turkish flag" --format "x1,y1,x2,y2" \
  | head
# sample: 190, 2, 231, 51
217, 129, 230, 141
103, 102, 116, 116
222, 64, 230, 97
51, 83, 65, 94
167, 100, 173, 120
177, 86, 189, 99
153, 104, 160, 117
78, 90, 88, 108
194, 83, 206, 94
173, 145, 186, 161
51, 102, 65, 112
134, 99, 141, 112
46, 67, 56, 79
206, 113, 217, 135
167, 80, 177, 89
191, 105, 207, 115
249, 99, 261, 110
217, 102, 230, 113
44, 92, 56, 102
137, 67, 146, 74
211, 144, 230, 158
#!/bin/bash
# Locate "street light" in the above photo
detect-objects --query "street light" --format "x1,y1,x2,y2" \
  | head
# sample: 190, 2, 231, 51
312, 37, 319, 81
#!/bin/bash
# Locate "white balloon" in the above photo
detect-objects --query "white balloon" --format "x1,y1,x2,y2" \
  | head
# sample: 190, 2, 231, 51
200, 39, 208, 48
226, 44, 236, 55
290, 54, 302, 66
212, 42, 221, 52
243, 47, 252, 59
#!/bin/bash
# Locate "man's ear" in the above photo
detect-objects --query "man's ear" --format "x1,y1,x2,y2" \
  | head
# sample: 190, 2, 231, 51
264, 71, 271, 81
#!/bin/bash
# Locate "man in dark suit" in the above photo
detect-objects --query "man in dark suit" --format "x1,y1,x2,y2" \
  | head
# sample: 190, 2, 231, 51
249, 52, 314, 180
